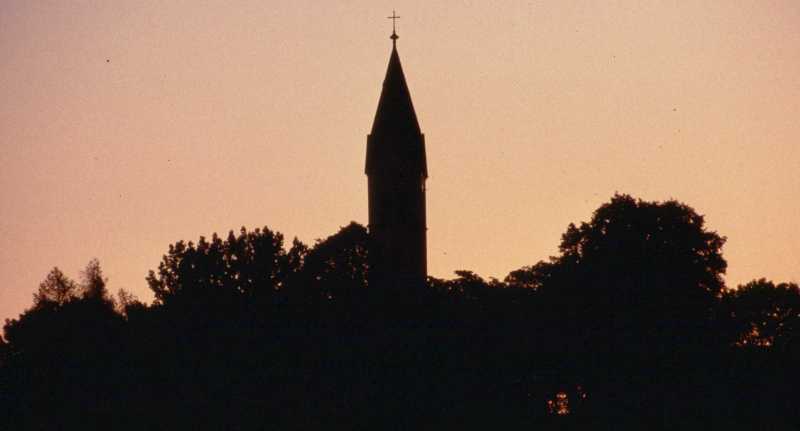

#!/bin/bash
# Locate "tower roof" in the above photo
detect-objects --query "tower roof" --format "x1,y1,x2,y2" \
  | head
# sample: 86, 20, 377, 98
370, 43, 421, 137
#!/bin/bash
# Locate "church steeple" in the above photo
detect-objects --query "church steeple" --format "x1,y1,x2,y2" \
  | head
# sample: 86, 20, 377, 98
366, 31, 427, 177
369, 43, 422, 139
365, 20, 428, 290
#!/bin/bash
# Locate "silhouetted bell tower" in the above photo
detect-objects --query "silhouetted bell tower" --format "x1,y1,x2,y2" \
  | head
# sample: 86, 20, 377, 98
365, 19, 428, 290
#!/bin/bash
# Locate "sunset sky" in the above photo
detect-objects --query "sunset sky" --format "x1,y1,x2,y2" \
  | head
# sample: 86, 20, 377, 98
1, 1, 798, 323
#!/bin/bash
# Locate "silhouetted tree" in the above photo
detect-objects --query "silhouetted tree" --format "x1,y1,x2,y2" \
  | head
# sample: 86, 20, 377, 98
114, 288, 146, 318
79, 258, 110, 301
32, 267, 78, 306
3, 261, 124, 429
433, 270, 500, 301
296, 222, 369, 304
529, 193, 726, 339
722, 279, 800, 350
713, 279, 800, 426
503, 262, 550, 290
31, 260, 116, 308
511, 194, 728, 422
146, 226, 306, 305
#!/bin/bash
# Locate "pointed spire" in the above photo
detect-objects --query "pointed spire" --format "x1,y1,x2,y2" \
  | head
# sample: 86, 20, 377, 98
370, 34, 421, 137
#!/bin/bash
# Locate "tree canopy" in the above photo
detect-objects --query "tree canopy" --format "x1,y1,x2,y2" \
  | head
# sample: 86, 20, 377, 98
2, 196, 798, 429
722, 279, 800, 350
523, 194, 727, 338
145, 226, 305, 305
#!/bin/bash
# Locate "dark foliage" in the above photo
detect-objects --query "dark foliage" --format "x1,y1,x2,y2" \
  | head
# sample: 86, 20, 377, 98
2, 198, 798, 430
146, 226, 305, 305
721, 279, 800, 350
2, 262, 123, 429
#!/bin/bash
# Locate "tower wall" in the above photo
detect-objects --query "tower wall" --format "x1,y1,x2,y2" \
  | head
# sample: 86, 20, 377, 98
366, 134, 427, 289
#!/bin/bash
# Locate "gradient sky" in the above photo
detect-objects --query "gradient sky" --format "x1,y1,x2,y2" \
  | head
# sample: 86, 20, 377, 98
2, 1, 799, 323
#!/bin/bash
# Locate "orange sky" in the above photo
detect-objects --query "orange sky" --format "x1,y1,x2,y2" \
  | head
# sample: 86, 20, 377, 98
2, 1, 799, 323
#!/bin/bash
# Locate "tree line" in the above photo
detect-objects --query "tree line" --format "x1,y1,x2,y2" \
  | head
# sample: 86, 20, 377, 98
2, 194, 798, 429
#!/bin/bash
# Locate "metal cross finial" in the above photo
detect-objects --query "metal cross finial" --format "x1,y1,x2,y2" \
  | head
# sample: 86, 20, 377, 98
387, 10, 400, 42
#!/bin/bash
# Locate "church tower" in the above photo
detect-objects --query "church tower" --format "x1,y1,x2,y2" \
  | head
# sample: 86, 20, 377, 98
365, 21, 428, 290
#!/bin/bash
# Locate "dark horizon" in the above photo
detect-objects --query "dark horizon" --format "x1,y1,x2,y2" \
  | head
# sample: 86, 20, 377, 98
3, 194, 798, 428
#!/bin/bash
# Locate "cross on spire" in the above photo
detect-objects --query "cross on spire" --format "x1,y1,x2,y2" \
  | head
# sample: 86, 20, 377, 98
387, 10, 400, 43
